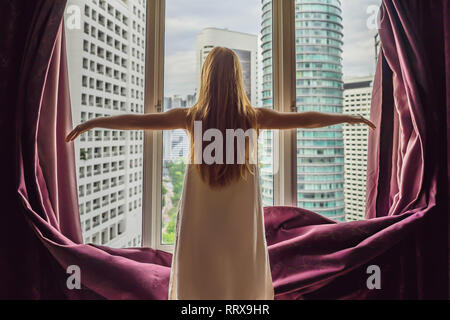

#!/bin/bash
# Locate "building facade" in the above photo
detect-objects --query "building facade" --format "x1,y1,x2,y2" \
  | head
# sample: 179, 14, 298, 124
65, 0, 146, 248
343, 76, 373, 221
261, 0, 345, 220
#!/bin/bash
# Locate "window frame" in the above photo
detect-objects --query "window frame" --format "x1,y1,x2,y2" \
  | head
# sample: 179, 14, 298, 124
142, 0, 298, 252
142, 0, 165, 249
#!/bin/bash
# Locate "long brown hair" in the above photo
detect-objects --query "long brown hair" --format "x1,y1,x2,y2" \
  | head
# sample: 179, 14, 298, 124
186, 47, 258, 188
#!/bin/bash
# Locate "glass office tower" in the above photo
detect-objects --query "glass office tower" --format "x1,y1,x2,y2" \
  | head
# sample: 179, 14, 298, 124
261, 0, 345, 221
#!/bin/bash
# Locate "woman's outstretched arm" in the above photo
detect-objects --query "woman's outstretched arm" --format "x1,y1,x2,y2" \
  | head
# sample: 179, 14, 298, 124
65, 108, 188, 142
256, 108, 376, 130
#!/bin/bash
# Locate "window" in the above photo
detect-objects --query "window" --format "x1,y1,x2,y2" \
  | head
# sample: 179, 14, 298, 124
66, 0, 379, 252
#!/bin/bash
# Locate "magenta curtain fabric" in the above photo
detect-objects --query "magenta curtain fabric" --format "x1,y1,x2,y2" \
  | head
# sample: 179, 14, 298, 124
0, 0, 73, 298
1, 0, 448, 299
19, 21, 172, 300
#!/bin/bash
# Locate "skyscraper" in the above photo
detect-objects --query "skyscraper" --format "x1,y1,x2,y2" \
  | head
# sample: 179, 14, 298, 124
261, 0, 345, 221
343, 76, 373, 221
375, 32, 381, 63
65, 0, 146, 248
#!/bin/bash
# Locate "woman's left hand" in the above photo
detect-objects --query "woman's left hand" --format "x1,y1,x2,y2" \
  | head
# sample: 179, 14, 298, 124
65, 122, 92, 142
347, 115, 377, 130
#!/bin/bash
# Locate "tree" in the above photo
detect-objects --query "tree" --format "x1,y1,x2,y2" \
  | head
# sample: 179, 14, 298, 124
162, 159, 186, 244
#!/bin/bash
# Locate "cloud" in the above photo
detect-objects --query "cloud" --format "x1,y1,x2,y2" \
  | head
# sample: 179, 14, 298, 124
342, 0, 382, 78
164, 50, 197, 96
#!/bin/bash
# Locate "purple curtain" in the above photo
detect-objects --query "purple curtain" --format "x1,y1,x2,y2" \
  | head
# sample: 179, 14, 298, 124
1, 0, 448, 299
2, 0, 171, 299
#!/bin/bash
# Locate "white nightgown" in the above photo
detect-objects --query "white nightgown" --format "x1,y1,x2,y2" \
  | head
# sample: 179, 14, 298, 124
168, 164, 274, 300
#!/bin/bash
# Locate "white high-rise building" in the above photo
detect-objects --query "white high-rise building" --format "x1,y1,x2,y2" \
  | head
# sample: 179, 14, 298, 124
65, 0, 146, 248
375, 33, 381, 63
343, 76, 374, 221
196, 28, 259, 106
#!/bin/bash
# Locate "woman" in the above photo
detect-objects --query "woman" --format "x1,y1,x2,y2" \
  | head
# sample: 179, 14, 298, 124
66, 47, 375, 300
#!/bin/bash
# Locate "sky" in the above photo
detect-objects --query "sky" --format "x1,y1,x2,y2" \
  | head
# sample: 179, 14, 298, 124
162, 0, 382, 97
341, 0, 382, 79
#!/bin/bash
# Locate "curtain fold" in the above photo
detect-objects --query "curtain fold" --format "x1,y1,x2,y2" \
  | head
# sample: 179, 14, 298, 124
37, 16, 82, 242
1, 0, 448, 299
0, 0, 74, 299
